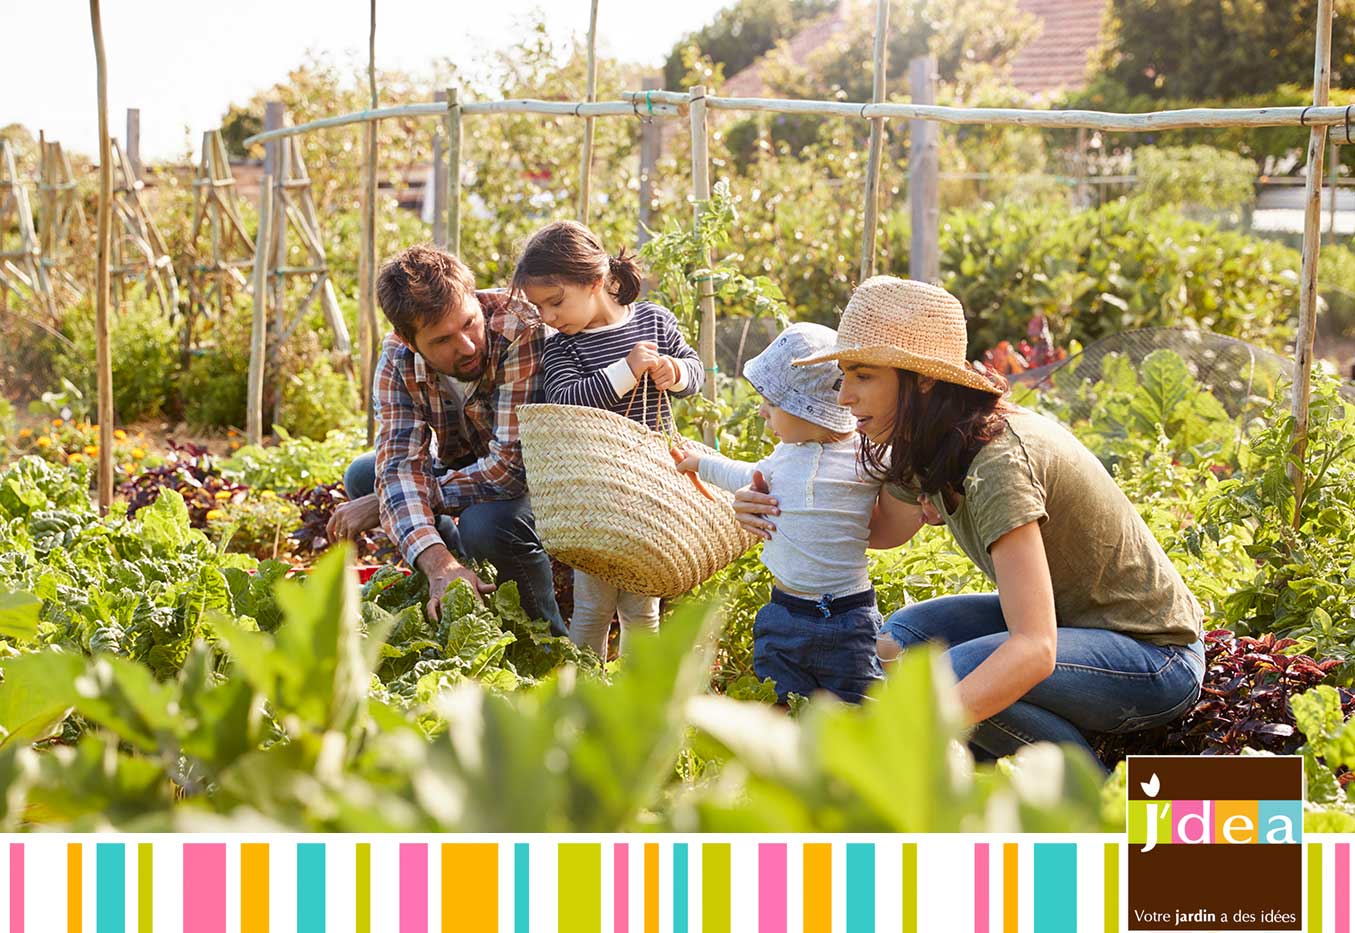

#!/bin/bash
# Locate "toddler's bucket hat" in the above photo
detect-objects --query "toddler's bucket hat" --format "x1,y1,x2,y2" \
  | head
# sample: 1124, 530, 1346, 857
743, 322, 857, 433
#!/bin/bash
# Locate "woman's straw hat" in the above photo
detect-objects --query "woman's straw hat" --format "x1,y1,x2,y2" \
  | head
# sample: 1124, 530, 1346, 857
792, 276, 1003, 395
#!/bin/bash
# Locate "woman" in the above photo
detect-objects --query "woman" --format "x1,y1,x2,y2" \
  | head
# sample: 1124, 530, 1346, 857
736, 276, 1205, 764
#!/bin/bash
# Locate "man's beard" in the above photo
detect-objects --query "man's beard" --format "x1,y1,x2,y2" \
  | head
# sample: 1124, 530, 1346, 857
441, 353, 486, 381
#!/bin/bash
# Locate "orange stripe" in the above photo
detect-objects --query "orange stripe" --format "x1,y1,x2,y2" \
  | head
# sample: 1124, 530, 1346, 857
1003, 844, 1018, 933
67, 843, 81, 933
241, 843, 269, 933
645, 843, 659, 933
442, 844, 497, 933
803, 843, 831, 933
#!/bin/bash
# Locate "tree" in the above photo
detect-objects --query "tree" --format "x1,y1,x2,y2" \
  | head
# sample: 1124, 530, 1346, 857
662, 0, 836, 90
1094, 0, 1355, 100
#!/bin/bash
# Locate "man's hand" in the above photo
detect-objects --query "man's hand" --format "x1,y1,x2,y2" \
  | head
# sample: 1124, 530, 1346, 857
650, 356, 683, 392
626, 341, 662, 379
416, 543, 496, 621
326, 493, 381, 543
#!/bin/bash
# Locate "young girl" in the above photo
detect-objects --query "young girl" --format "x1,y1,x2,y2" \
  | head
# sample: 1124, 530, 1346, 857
735, 275, 1205, 764
676, 323, 884, 704
512, 220, 703, 660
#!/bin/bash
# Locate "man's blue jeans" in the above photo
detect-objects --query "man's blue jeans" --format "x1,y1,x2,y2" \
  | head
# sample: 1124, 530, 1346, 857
882, 593, 1205, 764
344, 452, 565, 635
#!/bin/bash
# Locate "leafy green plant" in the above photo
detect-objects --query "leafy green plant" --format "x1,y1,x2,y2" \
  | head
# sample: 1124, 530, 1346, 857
1131, 145, 1258, 215
275, 355, 360, 441
56, 296, 180, 423
221, 426, 366, 492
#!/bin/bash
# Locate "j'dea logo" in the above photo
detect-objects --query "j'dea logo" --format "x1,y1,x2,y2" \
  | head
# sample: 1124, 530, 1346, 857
1129, 769, 1302, 852
1126, 756, 1303, 931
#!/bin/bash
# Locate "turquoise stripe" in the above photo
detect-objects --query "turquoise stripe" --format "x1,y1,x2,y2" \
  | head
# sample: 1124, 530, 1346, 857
1034, 844, 1077, 933
96, 843, 124, 933
297, 843, 326, 933
673, 843, 689, 933
515, 842, 530, 933
846, 843, 875, 933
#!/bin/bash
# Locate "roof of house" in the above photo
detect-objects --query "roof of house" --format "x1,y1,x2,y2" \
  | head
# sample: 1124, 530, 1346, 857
1007, 0, 1110, 96
719, 0, 1109, 100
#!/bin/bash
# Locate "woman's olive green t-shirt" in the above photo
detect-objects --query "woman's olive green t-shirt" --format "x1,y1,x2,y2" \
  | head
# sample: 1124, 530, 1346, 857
886, 409, 1203, 646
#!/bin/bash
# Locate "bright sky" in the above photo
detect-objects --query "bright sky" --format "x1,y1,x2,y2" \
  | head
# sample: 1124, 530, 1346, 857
1, 0, 733, 161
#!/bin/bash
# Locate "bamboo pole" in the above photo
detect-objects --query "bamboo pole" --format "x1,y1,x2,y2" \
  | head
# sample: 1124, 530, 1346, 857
360, 0, 380, 444
247, 178, 273, 446
689, 85, 717, 446
446, 87, 462, 256
90, 0, 114, 513
859, 0, 890, 281
431, 90, 448, 247
125, 108, 141, 182
241, 99, 681, 147
637, 76, 661, 249
909, 57, 940, 285
577, 0, 599, 223
1290, 0, 1335, 526
1328, 135, 1339, 237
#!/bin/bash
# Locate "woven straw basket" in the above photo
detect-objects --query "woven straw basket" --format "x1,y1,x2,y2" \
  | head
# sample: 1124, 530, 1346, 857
518, 402, 757, 598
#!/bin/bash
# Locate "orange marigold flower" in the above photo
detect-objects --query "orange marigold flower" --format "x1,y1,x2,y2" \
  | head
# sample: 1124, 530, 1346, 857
205, 509, 227, 522
36, 437, 52, 448
17, 428, 31, 438
130, 447, 146, 460
113, 429, 128, 440
84, 445, 98, 456
67, 453, 84, 463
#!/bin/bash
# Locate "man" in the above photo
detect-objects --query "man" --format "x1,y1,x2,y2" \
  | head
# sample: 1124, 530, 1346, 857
327, 244, 565, 634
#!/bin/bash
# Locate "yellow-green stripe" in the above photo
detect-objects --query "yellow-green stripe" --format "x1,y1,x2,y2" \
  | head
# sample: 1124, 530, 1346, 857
1310, 843, 1323, 933
1103, 844, 1118, 933
559, 843, 602, 933
138, 843, 152, 933
902, 842, 918, 933
702, 844, 730, 933
356, 843, 371, 933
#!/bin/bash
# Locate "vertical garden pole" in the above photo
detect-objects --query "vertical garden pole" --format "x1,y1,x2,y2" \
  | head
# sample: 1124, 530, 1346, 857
577, 0, 600, 224
446, 87, 462, 257
125, 108, 141, 182
432, 90, 448, 248
247, 179, 273, 446
859, 0, 890, 281
689, 84, 717, 446
908, 56, 939, 284
1290, 0, 1335, 519
360, 0, 380, 445
637, 76, 660, 250
90, 0, 114, 514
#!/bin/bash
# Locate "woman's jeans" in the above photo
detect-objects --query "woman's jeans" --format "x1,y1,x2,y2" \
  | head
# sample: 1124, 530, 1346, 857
882, 593, 1205, 763
344, 452, 565, 635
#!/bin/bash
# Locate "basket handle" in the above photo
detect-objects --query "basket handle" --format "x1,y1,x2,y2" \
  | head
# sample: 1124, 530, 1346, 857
621, 372, 677, 438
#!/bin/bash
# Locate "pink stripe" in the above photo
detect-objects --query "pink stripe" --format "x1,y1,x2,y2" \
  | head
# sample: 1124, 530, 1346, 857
974, 843, 990, 933
758, 843, 787, 933
10, 843, 23, 933
1338, 843, 1351, 933
614, 843, 629, 933
400, 843, 428, 933
183, 843, 227, 933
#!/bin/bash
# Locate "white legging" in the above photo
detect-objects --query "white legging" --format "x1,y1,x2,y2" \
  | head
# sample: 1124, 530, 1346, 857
569, 569, 661, 658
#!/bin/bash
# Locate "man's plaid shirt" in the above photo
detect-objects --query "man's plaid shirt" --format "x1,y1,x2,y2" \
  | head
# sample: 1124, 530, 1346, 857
373, 291, 545, 567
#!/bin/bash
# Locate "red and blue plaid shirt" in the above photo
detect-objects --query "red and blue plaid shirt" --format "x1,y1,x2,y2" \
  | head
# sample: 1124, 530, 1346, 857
373, 291, 546, 567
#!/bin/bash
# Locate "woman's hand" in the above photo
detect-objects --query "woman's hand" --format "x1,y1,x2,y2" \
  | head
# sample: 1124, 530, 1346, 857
952, 521, 1058, 724
732, 470, 778, 540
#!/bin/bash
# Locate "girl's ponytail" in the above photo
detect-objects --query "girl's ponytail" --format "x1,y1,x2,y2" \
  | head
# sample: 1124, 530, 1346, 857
608, 248, 643, 305
511, 220, 645, 306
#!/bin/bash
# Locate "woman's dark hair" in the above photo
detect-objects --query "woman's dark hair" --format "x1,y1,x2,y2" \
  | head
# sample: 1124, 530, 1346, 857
860, 367, 1012, 501
510, 220, 643, 306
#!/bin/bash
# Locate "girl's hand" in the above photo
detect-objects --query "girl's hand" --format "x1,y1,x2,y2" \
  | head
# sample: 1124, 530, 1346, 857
733, 472, 779, 540
650, 357, 682, 391
626, 341, 661, 377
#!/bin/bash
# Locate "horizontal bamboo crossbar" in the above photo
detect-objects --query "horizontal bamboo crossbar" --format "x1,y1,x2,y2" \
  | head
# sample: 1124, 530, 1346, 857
625, 90, 1355, 132
242, 98, 683, 146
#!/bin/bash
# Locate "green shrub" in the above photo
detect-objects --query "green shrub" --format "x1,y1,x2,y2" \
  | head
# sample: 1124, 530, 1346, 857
1132, 145, 1257, 214
275, 354, 359, 441
56, 296, 181, 423
942, 199, 1299, 352
179, 347, 249, 430
221, 426, 366, 492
